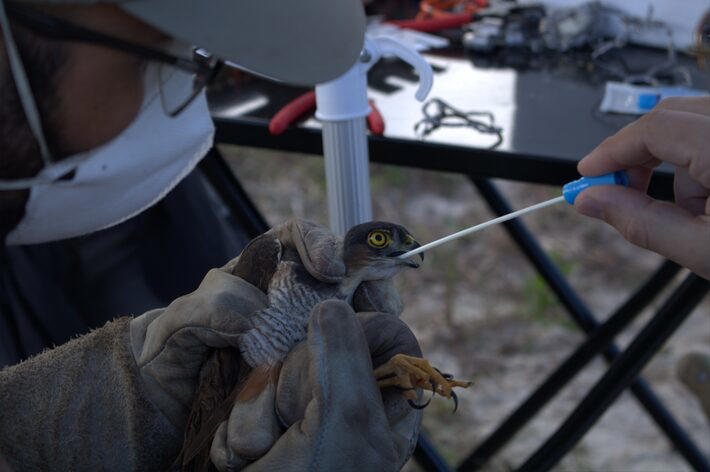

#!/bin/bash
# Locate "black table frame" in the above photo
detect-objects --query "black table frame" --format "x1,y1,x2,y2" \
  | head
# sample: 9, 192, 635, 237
205, 114, 709, 471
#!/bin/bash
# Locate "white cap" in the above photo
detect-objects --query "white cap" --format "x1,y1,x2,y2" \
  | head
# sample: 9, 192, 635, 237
20, 0, 366, 85
120, 0, 366, 85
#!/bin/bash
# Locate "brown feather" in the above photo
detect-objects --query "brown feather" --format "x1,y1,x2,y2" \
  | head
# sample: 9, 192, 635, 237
230, 233, 282, 293
236, 365, 281, 403
174, 233, 281, 471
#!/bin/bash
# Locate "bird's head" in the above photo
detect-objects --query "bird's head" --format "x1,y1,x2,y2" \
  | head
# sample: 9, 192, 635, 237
342, 221, 424, 281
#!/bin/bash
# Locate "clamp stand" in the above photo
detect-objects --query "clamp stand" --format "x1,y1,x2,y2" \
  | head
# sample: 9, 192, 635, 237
315, 37, 433, 235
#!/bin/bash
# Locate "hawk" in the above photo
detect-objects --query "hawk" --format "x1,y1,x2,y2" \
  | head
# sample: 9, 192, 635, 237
177, 221, 470, 470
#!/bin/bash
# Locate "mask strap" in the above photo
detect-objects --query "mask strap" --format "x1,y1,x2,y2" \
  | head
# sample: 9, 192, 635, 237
0, 0, 54, 167
0, 152, 84, 190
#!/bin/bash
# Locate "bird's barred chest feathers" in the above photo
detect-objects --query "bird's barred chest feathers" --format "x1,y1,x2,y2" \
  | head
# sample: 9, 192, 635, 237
239, 261, 349, 367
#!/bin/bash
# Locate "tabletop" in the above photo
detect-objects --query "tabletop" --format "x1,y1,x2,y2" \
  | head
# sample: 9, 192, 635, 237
209, 33, 709, 200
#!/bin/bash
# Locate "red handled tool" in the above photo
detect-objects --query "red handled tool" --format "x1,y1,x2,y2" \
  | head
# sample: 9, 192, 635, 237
366, 99, 385, 135
269, 91, 385, 136
388, 13, 472, 33
387, 0, 487, 33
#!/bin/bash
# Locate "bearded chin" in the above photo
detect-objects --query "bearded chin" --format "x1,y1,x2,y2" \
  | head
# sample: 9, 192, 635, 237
0, 71, 38, 240
0, 27, 66, 241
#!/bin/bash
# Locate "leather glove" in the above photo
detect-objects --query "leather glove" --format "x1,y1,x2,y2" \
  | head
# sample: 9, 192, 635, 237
129, 219, 403, 431
129, 269, 267, 430
209, 301, 423, 472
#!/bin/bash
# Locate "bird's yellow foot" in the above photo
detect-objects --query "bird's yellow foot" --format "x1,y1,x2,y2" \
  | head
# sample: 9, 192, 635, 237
374, 354, 471, 412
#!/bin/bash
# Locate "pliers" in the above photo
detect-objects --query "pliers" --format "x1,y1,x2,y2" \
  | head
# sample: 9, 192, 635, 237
268, 91, 385, 136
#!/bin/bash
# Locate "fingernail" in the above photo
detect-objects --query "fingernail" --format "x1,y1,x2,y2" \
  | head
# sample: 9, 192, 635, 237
576, 197, 603, 219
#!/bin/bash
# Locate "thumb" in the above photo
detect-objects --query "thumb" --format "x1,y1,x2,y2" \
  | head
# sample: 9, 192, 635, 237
352, 279, 403, 316
250, 301, 398, 472
575, 186, 710, 278
276, 219, 345, 283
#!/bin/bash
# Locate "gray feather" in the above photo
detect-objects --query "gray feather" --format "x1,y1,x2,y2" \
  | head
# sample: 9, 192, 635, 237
239, 261, 342, 367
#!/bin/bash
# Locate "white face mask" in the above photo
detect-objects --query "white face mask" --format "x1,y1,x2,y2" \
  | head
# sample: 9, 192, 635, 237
5, 63, 215, 245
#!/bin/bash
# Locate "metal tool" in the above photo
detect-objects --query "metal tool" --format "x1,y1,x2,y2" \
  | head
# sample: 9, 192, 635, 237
399, 171, 629, 260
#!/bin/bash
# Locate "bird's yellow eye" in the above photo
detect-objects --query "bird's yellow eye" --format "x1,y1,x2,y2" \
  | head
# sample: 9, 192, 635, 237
367, 230, 391, 248
403, 234, 415, 246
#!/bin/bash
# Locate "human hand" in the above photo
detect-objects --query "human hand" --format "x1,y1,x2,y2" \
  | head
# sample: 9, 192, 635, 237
574, 96, 710, 280
209, 301, 423, 472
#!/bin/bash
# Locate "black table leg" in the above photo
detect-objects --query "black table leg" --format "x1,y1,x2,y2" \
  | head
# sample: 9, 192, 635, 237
517, 273, 709, 472
199, 147, 270, 236
458, 259, 681, 470
461, 178, 708, 471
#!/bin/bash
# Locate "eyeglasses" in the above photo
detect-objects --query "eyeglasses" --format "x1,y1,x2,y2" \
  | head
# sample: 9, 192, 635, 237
5, 2, 223, 117
694, 11, 710, 70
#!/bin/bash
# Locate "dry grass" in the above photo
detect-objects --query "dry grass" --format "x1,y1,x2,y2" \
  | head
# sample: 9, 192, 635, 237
221, 144, 710, 472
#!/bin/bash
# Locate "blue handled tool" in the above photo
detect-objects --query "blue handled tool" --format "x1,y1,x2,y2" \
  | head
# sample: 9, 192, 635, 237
399, 171, 629, 260
562, 170, 629, 205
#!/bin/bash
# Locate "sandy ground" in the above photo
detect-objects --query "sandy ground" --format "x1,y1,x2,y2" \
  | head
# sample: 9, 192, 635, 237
221, 144, 710, 472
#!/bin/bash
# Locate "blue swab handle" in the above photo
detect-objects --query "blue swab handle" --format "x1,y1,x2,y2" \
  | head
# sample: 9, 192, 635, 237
562, 170, 629, 205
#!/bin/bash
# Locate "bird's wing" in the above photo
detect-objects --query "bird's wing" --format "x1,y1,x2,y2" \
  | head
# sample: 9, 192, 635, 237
178, 233, 282, 471
229, 232, 282, 293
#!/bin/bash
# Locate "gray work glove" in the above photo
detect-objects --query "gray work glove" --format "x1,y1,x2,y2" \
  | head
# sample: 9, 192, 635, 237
129, 219, 405, 432
209, 301, 423, 472
129, 269, 267, 430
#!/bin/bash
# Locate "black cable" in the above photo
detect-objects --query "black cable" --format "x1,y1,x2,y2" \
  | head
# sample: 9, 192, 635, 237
415, 98, 503, 149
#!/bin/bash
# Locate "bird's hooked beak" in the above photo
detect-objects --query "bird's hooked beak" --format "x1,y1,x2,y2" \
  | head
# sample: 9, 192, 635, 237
388, 240, 424, 269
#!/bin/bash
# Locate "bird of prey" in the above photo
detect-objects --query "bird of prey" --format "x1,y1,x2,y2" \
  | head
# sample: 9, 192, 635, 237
176, 221, 470, 471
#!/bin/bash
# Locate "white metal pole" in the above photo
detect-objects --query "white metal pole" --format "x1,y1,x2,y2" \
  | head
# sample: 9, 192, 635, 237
315, 37, 433, 236
322, 118, 372, 235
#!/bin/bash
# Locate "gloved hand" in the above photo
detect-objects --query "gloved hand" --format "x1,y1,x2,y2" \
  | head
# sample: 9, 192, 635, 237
129, 269, 267, 430
209, 301, 423, 472
129, 219, 404, 431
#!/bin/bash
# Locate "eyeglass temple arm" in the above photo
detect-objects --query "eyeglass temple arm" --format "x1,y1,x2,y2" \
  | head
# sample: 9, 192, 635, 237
6, 3, 202, 74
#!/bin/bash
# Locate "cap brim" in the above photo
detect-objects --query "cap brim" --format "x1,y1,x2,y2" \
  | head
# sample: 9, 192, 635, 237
120, 0, 365, 86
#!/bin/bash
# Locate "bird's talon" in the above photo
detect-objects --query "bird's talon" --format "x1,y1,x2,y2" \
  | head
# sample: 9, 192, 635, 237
373, 354, 471, 411
451, 391, 459, 413
407, 398, 431, 409
406, 378, 436, 409
429, 379, 437, 396
434, 367, 454, 380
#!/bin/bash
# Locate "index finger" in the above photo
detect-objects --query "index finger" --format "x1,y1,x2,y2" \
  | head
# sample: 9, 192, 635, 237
654, 96, 710, 116
579, 109, 710, 188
